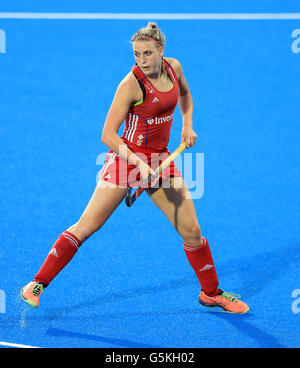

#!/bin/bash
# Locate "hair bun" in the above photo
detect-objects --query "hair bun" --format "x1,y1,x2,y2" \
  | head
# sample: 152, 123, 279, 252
147, 22, 157, 29
132, 22, 165, 47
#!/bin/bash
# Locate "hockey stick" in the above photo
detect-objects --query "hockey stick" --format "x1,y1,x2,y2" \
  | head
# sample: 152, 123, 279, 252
125, 142, 187, 207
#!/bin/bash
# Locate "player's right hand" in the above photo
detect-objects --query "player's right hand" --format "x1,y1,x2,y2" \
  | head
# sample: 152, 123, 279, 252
136, 160, 157, 182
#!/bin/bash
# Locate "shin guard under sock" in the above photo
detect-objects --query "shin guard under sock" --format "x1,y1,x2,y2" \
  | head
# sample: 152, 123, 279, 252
34, 231, 82, 286
183, 237, 220, 296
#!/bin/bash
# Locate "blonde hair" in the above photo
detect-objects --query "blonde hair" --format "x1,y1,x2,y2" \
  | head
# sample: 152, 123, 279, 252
132, 22, 166, 74
132, 22, 165, 46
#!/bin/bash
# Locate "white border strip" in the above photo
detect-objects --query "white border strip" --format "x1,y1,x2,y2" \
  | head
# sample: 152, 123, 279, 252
0, 341, 41, 348
0, 12, 300, 20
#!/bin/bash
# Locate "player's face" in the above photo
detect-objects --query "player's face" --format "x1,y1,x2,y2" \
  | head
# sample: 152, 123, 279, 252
133, 40, 163, 77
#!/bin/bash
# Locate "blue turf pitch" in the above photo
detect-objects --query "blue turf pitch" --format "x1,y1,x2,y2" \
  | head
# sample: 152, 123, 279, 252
0, 1, 300, 348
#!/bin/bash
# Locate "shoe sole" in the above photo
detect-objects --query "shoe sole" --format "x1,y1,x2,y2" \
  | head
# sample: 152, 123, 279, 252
199, 299, 249, 314
20, 289, 38, 309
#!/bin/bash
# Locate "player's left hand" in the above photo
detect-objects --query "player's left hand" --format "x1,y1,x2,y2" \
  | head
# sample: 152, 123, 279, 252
181, 126, 197, 148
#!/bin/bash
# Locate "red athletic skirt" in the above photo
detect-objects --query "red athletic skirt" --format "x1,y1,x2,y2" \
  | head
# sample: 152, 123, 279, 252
98, 143, 182, 188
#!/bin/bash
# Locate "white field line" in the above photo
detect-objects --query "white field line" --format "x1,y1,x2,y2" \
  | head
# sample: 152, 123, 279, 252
0, 12, 300, 20
0, 341, 41, 348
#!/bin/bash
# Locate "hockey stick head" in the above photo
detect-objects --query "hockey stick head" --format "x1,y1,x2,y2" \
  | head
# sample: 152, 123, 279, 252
125, 186, 145, 207
125, 188, 133, 207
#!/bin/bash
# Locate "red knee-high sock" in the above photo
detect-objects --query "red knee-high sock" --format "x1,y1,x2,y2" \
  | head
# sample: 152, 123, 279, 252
183, 237, 220, 296
34, 231, 82, 287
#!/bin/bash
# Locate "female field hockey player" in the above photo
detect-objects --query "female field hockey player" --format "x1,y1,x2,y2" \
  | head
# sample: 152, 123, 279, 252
21, 23, 249, 313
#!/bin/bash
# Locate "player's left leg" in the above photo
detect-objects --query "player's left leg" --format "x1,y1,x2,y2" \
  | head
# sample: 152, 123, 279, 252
146, 177, 249, 313
146, 176, 219, 294
147, 176, 201, 246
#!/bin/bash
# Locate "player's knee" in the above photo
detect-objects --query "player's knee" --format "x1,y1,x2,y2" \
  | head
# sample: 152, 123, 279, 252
67, 220, 101, 242
81, 222, 101, 240
182, 222, 202, 245
191, 222, 202, 241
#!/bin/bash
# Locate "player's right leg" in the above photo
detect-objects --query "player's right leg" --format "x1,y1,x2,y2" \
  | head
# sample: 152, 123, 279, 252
21, 180, 127, 308
66, 179, 128, 243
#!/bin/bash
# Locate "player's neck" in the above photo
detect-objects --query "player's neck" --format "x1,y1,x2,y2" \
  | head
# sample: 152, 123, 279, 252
147, 67, 165, 82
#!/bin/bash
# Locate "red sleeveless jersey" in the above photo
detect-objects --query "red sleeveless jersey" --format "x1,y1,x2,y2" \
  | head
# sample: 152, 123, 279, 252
121, 59, 179, 152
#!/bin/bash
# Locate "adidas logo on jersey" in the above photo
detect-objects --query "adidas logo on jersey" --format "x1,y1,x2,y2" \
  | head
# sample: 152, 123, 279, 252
152, 97, 159, 103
